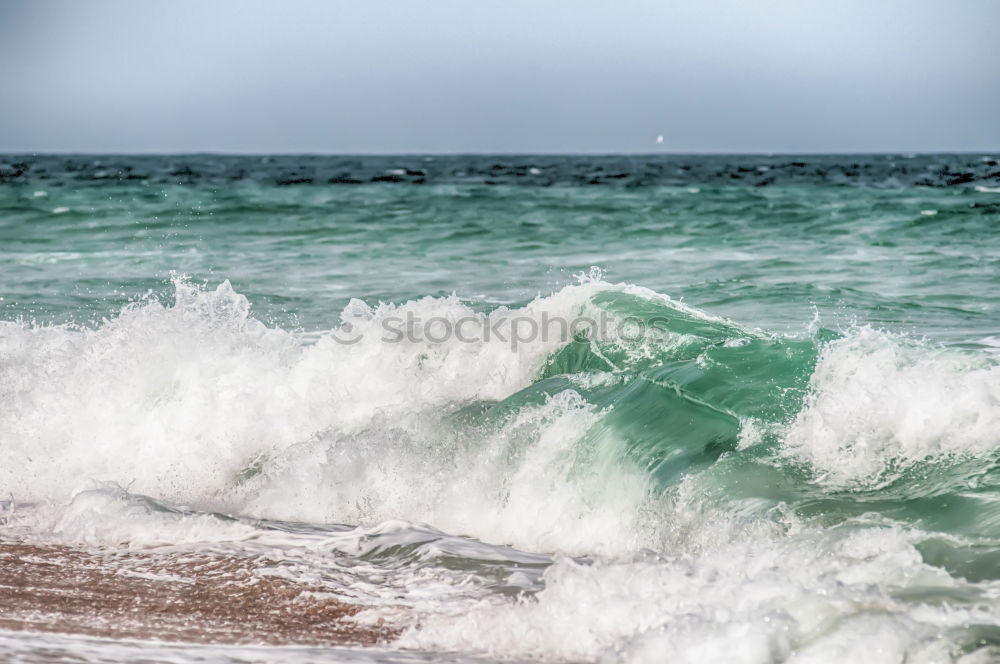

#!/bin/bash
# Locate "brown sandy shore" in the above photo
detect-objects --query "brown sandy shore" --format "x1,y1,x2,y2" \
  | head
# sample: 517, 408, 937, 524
0, 540, 397, 647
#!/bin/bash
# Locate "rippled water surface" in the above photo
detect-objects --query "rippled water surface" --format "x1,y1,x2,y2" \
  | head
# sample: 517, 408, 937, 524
1, 154, 1000, 663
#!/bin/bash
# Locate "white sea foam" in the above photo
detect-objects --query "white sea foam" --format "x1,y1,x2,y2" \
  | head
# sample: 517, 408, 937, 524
782, 327, 1000, 488
0, 278, 570, 497
399, 514, 988, 663
0, 276, 664, 554
9, 486, 262, 549
237, 388, 659, 555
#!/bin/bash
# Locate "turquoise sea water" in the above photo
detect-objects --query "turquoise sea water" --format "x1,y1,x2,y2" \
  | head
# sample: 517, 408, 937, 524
2, 154, 1000, 662
3, 154, 999, 340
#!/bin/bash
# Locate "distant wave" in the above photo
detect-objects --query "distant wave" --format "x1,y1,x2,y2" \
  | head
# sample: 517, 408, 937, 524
2, 153, 999, 188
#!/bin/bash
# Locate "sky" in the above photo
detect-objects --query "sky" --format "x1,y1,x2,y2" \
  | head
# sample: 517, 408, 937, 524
0, 0, 998, 154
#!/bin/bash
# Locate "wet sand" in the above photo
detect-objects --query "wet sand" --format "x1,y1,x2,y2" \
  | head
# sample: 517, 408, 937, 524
0, 541, 396, 647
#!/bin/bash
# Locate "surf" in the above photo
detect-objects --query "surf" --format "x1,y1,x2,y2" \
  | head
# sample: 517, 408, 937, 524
4, 274, 1000, 661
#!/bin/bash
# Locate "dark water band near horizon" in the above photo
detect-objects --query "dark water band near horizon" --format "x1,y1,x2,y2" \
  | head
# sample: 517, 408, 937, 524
1, 153, 1000, 663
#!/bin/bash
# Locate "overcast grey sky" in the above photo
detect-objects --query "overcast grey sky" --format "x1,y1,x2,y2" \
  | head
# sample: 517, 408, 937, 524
0, 0, 998, 154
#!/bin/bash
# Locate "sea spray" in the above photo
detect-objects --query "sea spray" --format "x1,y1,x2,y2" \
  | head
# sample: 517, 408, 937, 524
4, 275, 1000, 661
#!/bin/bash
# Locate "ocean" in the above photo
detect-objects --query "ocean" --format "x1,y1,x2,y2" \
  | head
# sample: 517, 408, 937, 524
1, 153, 999, 663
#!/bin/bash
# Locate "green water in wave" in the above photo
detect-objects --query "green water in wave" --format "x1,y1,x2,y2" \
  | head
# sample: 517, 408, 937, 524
470, 284, 1000, 568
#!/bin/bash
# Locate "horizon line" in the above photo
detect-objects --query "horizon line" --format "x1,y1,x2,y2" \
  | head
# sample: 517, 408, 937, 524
2, 149, 998, 158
